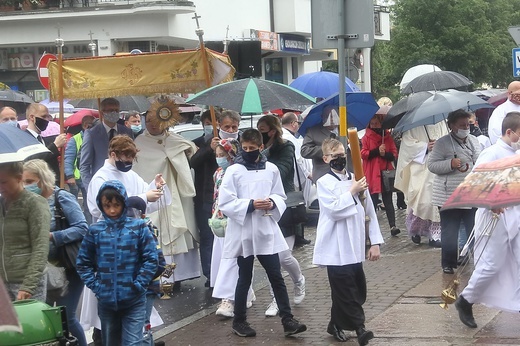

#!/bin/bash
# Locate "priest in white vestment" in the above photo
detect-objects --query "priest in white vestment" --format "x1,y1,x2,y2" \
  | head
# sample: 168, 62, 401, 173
394, 122, 448, 246
133, 113, 201, 284
455, 113, 520, 328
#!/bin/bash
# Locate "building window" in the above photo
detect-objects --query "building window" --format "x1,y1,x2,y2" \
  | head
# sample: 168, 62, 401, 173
291, 57, 298, 80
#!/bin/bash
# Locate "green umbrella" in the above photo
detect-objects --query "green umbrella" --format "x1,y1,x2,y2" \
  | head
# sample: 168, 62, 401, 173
186, 78, 315, 113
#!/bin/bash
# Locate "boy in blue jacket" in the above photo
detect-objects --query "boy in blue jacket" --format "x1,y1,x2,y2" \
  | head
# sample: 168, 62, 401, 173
77, 180, 158, 346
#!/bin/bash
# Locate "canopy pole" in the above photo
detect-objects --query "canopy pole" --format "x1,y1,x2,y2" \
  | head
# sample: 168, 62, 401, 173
193, 13, 218, 137
56, 29, 65, 189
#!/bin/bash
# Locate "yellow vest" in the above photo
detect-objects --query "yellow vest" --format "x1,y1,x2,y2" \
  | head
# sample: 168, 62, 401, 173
73, 132, 83, 180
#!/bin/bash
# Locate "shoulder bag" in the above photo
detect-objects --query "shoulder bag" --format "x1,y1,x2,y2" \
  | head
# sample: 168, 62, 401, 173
54, 189, 83, 269
208, 203, 227, 238
381, 162, 396, 193
278, 152, 308, 228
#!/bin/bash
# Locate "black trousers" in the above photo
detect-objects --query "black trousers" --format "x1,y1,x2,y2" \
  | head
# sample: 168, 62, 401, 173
327, 263, 366, 331
371, 192, 396, 228
194, 201, 214, 280
439, 208, 476, 268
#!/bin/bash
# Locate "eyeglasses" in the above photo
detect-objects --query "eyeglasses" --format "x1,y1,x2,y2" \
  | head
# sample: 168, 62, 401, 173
326, 153, 346, 159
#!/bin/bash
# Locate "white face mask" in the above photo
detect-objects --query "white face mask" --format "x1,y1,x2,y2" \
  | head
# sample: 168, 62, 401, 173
512, 141, 520, 151
455, 128, 470, 139
219, 129, 239, 140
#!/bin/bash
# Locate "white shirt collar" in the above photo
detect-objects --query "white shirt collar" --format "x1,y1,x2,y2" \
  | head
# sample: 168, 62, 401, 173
102, 122, 117, 134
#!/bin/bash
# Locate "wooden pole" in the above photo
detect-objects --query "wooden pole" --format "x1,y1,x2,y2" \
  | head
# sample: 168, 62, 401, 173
193, 13, 218, 137
56, 33, 65, 188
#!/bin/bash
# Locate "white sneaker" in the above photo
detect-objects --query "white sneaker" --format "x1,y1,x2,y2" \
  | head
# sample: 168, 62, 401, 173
265, 299, 279, 317
216, 299, 234, 318
246, 290, 256, 309
294, 276, 306, 305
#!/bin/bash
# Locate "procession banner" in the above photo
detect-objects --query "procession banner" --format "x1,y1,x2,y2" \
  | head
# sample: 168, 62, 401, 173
48, 48, 235, 100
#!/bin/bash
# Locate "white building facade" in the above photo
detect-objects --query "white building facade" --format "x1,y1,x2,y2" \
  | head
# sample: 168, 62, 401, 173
0, 0, 390, 99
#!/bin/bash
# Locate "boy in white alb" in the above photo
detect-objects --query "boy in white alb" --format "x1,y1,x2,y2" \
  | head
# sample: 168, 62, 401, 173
313, 138, 384, 345
218, 129, 307, 338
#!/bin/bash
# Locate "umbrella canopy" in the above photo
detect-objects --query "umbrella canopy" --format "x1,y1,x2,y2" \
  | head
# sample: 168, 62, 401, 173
64, 109, 100, 128
17, 119, 61, 138
0, 123, 50, 163
0, 89, 33, 104
401, 71, 472, 95
298, 92, 379, 136
289, 71, 360, 99
383, 91, 434, 129
394, 90, 495, 133
443, 154, 520, 210
70, 95, 151, 113
39, 98, 75, 113
186, 78, 315, 114
399, 64, 442, 91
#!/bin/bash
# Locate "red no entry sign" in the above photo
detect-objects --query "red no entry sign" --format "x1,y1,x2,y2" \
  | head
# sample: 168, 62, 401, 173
37, 53, 57, 90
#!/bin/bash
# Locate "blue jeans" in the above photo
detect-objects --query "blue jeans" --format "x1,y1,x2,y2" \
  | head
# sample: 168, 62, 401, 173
98, 296, 147, 346
194, 201, 214, 280
234, 254, 292, 323
142, 294, 156, 346
53, 269, 87, 346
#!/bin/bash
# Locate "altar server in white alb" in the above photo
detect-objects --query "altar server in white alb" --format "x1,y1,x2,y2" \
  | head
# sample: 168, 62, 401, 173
218, 129, 307, 338
455, 111, 520, 329
313, 138, 383, 345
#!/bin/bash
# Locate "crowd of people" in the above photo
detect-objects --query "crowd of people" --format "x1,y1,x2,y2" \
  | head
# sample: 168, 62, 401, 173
1, 81, 520, 345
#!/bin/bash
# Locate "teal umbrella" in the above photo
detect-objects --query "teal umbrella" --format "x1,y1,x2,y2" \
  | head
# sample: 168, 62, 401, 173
186, 78, 315, 113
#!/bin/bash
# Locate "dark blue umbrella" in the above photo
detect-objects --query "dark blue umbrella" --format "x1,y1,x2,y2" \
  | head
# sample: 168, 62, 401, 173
0, 124, 49, 163
298, 92, 379, 136
289, 71, 360, 99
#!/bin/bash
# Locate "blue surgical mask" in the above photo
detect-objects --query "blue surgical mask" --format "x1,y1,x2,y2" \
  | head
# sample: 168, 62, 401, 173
5, 120, 18, 128
203, 125, 213, 136
130, 124, 142, 134
216, 157, 230, 169
25, 183, 42, 195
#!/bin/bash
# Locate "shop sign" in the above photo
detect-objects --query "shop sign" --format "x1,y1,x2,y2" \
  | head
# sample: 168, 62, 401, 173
248, 29, 279, 51
279, 34, 310, 54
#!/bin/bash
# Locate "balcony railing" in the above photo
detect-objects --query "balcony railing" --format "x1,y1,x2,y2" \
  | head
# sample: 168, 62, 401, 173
0, 0, 193, 12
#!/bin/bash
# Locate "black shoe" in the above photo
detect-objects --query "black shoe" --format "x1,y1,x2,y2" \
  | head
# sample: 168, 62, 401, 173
295, 237, 311, 246
154, 341, 166, 346
232, 321, 256, 337
282, 317, 307, 336
455, 295, 477, 328
356, 327, 374, 346
429, 239, 442, 248
411, 235, 421, 245
457, 255, 469, 266
327, 321, 348, 342
442, 267, 454, 274
390, 227, 401, 236
204, 279, 211, 287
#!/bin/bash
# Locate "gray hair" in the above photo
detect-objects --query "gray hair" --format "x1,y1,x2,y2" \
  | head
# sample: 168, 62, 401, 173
219, 110, 241, 125
23, 159, 55, 191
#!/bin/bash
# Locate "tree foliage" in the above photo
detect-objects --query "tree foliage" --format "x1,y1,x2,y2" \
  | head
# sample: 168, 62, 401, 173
373, 0, 520, 100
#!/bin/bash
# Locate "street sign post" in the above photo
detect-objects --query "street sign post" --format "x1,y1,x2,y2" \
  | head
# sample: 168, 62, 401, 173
512, 48, 520, 78
37, 53, 57, 90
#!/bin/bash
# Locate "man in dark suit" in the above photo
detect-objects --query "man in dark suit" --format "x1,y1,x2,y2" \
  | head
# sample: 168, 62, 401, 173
79, 98, 133, 190
25, 103, 67, 185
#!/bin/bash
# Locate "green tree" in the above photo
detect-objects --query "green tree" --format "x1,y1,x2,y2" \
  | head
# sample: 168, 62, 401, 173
373, 0, 520, 96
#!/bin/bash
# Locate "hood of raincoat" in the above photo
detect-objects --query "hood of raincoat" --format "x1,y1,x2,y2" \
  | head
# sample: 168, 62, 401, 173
95, 180, 129, 225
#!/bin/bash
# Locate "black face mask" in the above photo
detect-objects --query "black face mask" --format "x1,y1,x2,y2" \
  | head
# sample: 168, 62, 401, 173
241, 149, 260, 163
469, 123, 482, 136
329, 156, 347, 171
372, 128, 383, 135
115, 159, 133, 172
35, 117, 49, 132
261, 132, 271, 146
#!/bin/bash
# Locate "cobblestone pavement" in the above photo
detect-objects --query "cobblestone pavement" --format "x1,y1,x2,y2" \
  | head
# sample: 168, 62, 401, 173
149, 206, 520, 345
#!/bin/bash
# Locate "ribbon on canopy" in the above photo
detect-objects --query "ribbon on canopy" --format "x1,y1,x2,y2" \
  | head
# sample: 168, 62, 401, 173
48, 48, 235, 100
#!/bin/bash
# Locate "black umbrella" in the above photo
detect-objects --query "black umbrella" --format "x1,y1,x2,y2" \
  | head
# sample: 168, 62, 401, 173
401, 71, 472, 95
382, 91, 434, 129
186, 78, 315, 113
0, 90, 34, 117
70, 95, 151, 113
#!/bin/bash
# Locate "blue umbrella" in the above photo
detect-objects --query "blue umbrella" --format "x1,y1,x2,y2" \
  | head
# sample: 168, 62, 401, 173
0, 124, 49, 163
298, 92, 379, 136
290, 71, 360, 99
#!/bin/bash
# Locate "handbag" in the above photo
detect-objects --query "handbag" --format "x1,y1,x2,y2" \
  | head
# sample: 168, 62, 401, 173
45, 262, 68, 293
278, 152, 308, 228
381, 162, 396, 193
208, 204, 227, 237
54, 189, 82, 269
